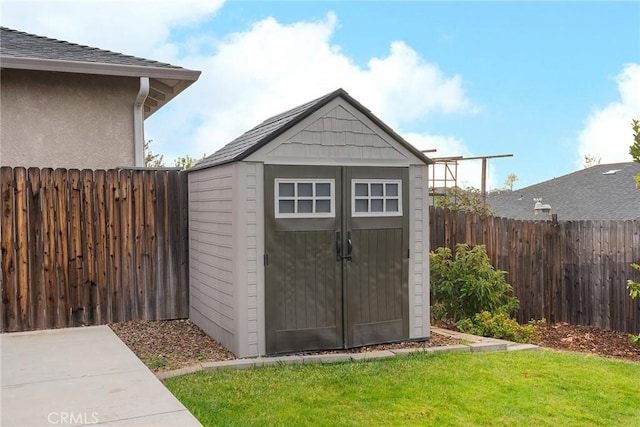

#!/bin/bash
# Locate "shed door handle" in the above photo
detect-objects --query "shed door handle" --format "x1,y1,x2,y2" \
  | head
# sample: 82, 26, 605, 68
345, 231, 353, 261
336, 231, 342, 261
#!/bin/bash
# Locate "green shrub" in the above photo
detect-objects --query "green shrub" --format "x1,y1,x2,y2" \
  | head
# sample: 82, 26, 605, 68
457, 311, 542, 343
430, 244, 519, 322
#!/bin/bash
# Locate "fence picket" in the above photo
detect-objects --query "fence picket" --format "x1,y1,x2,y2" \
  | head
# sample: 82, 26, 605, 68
430, 206, 640, 334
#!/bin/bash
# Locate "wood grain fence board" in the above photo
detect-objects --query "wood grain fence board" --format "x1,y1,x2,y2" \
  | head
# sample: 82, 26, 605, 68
155, 171, 168, 319
178, 170, 190, 318
81, 169, 97, 325
14, 168, 30, 330
133, 170, 145, 320
67, 169, 84, 326
1, 167, 17, 332
41, 168, 58, 329
120, 169, 135, 321
53, 169, 70, 327
27, 167, 46, 329
429, 207, 640, 333
106, 170, 122, 322
94, 170, 109, 324
144, 171, 157, 320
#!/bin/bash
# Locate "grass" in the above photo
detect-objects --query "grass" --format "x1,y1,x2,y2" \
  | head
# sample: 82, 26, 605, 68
164, 350, 640, 426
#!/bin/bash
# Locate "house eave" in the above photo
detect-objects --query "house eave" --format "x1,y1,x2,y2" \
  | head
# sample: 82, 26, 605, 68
0, 56, 201, 118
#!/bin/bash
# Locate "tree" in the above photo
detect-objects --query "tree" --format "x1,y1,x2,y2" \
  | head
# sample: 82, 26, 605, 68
144, 140, 207, 170
504, 173, 518, 191
628, 119, 640, 345
434, 186, 495, 216
583, 154, 601, 168
144, 140, 165, 168
174, 153, 207, 170
630, 119, 640, 187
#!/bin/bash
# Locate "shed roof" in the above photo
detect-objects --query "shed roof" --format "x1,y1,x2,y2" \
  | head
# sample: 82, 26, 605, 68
0, 27, 200, 118
487, 162, 640, 220
191, 88, 432, 171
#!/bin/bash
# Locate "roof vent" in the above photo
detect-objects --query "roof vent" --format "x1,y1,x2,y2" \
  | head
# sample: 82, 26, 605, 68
602, 169, 621, 175
533, 197, 551, 215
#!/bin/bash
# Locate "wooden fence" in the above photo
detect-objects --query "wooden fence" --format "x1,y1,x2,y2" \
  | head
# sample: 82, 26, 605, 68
1, 167, 189, 332
430, 207, 640, 334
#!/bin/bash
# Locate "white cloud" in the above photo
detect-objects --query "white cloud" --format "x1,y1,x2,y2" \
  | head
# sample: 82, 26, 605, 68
403, 133, 497, 190
576, 63, 640, 167
1, 5, 476, 168
149, 12, 476, 164
1, 0, 224, 62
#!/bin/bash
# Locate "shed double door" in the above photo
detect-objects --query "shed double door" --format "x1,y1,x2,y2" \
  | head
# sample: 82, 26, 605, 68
265, 165, 409, 354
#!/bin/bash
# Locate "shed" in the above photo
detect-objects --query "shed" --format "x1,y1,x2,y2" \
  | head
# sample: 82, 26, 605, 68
188, 88, 432, 358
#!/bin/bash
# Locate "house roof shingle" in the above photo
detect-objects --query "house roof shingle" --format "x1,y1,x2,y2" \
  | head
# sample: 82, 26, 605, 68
191, 88, 432, 171
487, 162, 640, 220
0, 27, 200, 117
0, 26, 183, 70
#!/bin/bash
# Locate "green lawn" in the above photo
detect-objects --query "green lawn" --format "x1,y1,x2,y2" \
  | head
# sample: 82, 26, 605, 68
164, 350, 640, 427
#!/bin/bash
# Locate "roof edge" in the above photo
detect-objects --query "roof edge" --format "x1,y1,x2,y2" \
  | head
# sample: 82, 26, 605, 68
0, 56, 201, 81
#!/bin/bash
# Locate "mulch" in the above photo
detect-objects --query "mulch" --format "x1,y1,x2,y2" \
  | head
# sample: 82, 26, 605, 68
109, 319, 640, 372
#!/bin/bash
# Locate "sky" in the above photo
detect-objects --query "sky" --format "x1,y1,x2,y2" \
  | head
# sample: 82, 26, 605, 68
2, 1, 639, 189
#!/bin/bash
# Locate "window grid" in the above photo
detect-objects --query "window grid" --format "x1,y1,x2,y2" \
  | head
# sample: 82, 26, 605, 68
352, 179, 402, 217
275, 179, 335, 218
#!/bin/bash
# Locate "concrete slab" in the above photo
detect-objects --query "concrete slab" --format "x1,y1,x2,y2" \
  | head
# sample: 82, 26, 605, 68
350, 350, 396, 361
390, 348, 429, 356
201, 359, 256, 371
1, 326, 201, 427
507, 343, 540, 352
427, 344, 471, 354
468, 342, 509, 353
301, 353, 352, 364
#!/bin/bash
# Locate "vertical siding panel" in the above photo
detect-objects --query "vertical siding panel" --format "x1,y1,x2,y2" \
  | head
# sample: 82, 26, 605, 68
1, 167, 17, 331
27, 167, 46, 329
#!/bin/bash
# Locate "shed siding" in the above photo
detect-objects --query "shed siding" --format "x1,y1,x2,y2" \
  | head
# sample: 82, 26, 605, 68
188, 164, 237, 354
266, 106, 407, 161
247, 99, 425, 167
409, 165, 430, 338
232, 162, 264, 357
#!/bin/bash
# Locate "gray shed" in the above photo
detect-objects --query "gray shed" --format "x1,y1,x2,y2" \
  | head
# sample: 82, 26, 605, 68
188, 89, 431, 358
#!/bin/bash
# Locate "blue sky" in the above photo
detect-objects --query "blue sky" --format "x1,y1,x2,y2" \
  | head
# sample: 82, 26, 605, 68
3, 1, 639, 189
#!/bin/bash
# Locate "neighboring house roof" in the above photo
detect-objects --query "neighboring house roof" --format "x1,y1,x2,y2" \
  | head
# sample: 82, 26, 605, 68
488, 162, 640, 220
0, 27, 200, 117
191, 88, 432, 171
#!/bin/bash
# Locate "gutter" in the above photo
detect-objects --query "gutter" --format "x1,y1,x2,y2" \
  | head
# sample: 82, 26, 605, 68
134, 77, 150, 167
0, 56, 201, 81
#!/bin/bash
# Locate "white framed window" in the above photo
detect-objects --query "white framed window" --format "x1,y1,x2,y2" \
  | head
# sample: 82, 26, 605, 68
352, 179, 402, 217
275, 179, 335, 218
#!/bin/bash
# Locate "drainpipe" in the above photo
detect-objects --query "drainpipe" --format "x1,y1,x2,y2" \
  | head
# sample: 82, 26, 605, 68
134, 77, 150, 167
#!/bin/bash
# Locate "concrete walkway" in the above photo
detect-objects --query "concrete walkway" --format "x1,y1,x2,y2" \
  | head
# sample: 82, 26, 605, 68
1, 326, 201, 427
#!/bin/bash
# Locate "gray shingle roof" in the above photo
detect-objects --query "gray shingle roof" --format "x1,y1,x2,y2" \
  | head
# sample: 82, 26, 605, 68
191, 88, 431, 171
0, 27, 183, 70
487, 162, 640, 220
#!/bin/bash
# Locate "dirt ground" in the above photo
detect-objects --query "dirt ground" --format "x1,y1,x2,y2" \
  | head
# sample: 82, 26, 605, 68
109, 319, 640, 372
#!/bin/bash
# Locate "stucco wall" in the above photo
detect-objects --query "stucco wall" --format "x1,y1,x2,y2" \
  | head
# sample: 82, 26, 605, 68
0, 69, 137, 169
